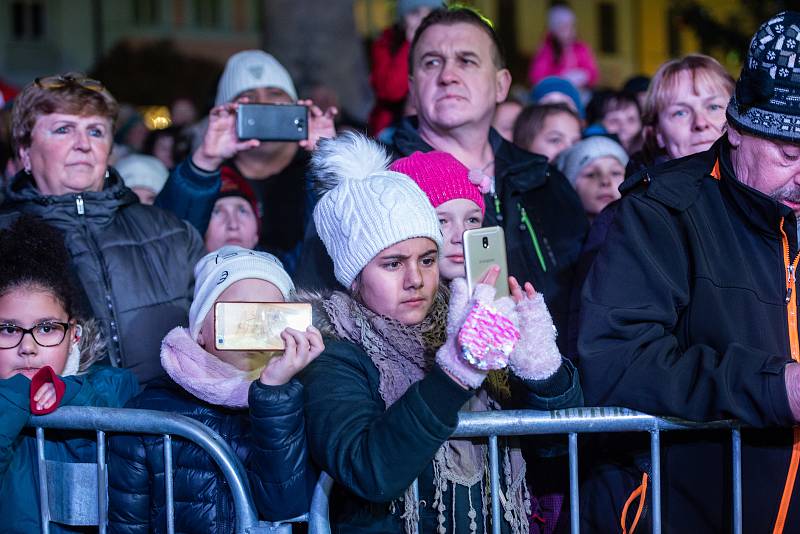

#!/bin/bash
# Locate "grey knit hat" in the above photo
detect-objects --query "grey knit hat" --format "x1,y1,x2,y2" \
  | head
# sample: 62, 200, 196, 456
555, 136, 629, 188
215, 50, 297, 106
396, 0, 443, 20
727, 11, 800, 142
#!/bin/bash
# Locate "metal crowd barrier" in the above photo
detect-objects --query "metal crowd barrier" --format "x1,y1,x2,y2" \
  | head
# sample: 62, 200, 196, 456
27, 406, 305, 534
310, 407, 743, 534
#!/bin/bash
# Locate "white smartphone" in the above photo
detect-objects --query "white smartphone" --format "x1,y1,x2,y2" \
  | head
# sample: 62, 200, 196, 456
463, 226, 510, 299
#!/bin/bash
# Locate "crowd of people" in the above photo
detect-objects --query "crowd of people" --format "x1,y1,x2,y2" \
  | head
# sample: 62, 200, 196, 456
1, 3, 800, 533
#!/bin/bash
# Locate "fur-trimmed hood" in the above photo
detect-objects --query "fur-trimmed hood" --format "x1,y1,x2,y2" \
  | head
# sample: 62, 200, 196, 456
293, 289, 338, 338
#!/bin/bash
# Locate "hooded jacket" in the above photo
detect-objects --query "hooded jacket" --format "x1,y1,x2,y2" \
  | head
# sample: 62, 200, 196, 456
578, 138, 800, 532
107, 327, 316, 533
0, 169, 205, 385
1, 364, 139, 534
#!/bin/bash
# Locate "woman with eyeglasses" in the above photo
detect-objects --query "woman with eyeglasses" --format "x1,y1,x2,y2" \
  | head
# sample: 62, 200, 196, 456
0, 215, 139, 534
2, 73, 205, 386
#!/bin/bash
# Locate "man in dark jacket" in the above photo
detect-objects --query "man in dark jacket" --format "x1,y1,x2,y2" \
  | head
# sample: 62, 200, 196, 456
296, 7, 588, 349
579, 11, 800, 532
156, 50, 336, 274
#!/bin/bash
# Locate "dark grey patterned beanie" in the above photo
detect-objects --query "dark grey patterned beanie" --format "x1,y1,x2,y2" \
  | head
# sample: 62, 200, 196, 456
727, 11, 800, 142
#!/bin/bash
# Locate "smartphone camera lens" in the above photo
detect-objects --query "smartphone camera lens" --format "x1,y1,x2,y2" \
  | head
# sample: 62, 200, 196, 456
482, 237, 489, 249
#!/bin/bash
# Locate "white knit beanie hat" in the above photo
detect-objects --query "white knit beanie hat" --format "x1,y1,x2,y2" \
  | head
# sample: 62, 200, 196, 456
215, 50, 298, 105
312, 132, 443, 288
114, 154, 169, 194
555, 136, 629, 187
188, 246, 295, 339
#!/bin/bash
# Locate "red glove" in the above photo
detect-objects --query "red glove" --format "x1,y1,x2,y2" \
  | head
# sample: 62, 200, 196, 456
30, 366, 66, 415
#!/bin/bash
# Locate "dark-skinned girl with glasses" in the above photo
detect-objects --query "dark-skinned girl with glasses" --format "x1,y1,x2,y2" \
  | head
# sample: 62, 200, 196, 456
0, 215, 139, 534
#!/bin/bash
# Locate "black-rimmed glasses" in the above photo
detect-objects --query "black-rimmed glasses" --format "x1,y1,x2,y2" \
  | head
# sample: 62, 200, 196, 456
0, 322, 70, 349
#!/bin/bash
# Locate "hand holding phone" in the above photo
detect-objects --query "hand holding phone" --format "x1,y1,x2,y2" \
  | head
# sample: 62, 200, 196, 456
259, 326, 324, 386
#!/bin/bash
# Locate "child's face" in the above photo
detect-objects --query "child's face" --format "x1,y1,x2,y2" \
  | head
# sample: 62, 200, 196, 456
602, 104, 641, 151
574, 156, 625, 219
436, 198, 484, 281
0, 287, 75, 379
529, 112, 582, 162
197, 278, 285, 369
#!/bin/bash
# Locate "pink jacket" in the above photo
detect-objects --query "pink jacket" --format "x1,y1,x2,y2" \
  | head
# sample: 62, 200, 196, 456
528, 34, 599, 89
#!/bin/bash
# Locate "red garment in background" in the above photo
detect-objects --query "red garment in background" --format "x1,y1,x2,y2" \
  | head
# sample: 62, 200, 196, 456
368, 27, 410, 136
528, 34, 599, 89
0, 78, 19, 107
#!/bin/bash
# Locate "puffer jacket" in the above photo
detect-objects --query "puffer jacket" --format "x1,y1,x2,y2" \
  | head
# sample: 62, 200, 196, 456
2, 366, 139, 534
578, 139, 800, 532
0, 169, 205, 384
108, 330, 316, 533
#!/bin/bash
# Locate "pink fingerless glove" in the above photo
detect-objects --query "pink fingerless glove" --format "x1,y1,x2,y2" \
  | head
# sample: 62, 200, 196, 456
508, 293, 563, 381
436, 278, 489, 389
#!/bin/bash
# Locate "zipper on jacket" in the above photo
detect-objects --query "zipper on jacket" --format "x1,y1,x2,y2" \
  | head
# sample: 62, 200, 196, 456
75, 195, 84, 215
517, 203, 547, 273
773, 217, 800, 534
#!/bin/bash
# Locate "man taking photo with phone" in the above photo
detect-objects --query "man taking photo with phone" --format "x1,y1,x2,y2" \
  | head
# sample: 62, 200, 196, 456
157, 50, 336, 274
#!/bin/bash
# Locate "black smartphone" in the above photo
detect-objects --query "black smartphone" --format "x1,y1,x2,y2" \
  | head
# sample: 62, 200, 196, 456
236, 103, 308, 141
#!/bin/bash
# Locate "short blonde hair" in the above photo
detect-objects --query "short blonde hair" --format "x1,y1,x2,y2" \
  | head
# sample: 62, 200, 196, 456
642, 54, 734, 127
12, 72, 118, 151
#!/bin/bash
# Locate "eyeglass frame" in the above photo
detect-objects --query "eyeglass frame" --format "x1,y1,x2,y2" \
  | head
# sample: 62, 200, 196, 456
0, 321, 72, 349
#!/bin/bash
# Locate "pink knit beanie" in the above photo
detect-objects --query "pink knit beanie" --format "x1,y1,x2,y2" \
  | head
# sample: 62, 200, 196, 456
390, 151, 486, 215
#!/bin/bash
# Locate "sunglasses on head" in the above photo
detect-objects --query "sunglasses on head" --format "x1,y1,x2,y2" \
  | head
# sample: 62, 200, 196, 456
34, 74, 105, 93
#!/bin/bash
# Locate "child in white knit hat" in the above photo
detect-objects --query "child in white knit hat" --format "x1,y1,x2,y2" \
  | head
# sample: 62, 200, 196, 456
555, 135, 629, 222
300, 132, 581, 533
109, 246, 321, 532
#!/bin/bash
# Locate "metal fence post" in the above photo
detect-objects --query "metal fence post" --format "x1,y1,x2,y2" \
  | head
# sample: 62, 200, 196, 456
97, 430, 108, 533
569, 432, 579, 534
650, 430, 661, 534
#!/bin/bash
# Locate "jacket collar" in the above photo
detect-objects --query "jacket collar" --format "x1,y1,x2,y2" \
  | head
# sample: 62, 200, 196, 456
3, 167, 138, 225
716, 137, 795, 239
393, 117, 550, 193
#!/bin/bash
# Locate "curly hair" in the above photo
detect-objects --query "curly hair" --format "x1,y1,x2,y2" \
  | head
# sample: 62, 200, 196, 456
0, 215, 78, 318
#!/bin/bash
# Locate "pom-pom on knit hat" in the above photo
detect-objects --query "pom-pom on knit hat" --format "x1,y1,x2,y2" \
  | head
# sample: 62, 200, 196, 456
389, 151, 486, 215
215, 50, 297, 106
188, 246, 294, 339
727, 11, 800, 143
555, 136, 629, 187
311, 132, 443, 288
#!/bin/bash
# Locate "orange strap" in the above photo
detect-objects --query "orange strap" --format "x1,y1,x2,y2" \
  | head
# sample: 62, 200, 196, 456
621, 472, 649, 534
711, 159, 721, 180
774, 220, 800, 534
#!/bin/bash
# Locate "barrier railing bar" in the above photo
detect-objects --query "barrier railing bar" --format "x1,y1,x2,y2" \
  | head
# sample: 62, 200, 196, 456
36, 427, 51, 534
650, 430, 661, 534
30, 406, 260, 534
489, 435, 501, 534
97, 430, 108, 534
164, 434, 175, 534
732, 429, 742, 534
569, 432, 579, 534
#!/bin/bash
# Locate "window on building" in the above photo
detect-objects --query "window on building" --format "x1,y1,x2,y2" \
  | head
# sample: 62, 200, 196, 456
132, 0, 161, 25
194, 0, 221, 28
598, 2, 618, 55
11, 1, 45, 40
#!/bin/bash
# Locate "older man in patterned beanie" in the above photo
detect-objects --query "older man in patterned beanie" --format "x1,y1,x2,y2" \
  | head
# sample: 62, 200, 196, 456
578, 11, 800, 533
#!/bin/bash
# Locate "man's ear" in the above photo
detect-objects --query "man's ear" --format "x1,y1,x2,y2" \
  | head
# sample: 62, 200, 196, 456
727, 125, 742, 148
495, 68, 512, 104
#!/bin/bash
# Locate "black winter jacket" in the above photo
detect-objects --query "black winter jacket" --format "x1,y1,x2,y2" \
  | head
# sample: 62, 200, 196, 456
578, 139, 800, 532
295, 118, 589, 349
0, 170, 204, 384
108, 377, 316, 533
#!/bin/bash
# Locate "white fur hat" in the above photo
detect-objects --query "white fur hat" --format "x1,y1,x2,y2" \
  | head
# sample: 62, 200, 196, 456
115, 154, 169, 194
188, 246, 294, 339
215, 50, 297, 105
312, 132, 443, 288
